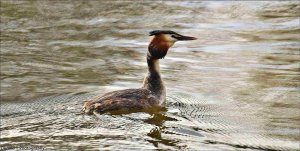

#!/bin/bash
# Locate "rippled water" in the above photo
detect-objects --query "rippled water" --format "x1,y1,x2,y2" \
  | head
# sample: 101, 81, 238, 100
1, 1, 299, 150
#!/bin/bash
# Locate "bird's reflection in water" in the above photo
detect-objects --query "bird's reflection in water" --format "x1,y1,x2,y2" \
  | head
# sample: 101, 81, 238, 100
94, 106, 180, 148
144, 109, 181, 148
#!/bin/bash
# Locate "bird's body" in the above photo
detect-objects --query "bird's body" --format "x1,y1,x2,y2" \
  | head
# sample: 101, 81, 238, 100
83, 57, 165, 114
82, 89, 160, 114
82, 30, 196, 114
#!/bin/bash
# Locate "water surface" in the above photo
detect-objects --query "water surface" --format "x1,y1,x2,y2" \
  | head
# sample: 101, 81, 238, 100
1, 1, 299, 150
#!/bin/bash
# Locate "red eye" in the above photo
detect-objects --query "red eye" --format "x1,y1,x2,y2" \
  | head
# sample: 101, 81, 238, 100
171, 35, 179, 39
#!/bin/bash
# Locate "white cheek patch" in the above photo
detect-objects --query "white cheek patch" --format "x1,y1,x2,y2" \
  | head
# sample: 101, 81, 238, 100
163, 34, 178, 42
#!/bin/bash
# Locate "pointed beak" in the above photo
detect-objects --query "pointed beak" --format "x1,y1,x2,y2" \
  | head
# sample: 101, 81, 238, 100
176, 35, 197, 41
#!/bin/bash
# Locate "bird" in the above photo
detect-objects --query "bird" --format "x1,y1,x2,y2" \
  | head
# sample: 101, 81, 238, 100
82, 30, 196, 115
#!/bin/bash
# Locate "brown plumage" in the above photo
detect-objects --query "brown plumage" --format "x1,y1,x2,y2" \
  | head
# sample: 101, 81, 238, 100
83, 89, 159, 114
148, 34, 171, 59
82, 30, 196, 115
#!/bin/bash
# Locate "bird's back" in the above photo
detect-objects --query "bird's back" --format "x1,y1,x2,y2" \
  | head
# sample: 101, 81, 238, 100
82, 88, 160, 114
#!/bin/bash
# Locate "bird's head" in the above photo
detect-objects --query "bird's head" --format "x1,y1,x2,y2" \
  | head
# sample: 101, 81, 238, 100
148, 30, 197, 59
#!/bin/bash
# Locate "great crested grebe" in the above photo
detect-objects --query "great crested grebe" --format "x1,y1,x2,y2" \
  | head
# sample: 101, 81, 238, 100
82, 30, 196, 114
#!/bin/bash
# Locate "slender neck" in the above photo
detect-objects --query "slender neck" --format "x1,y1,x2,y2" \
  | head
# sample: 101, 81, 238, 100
146, 53, 160, 73
142, 53, 166, 100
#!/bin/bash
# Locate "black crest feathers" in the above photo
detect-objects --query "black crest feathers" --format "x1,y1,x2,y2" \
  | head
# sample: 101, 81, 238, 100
149, 30, 177, 36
